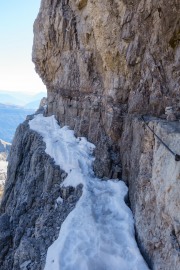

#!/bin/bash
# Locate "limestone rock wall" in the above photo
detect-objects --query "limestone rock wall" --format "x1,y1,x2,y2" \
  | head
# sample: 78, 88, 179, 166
33, 0, 180, 177
32, 0, 180, 270
32, 0, 180, 269
121, 118, 180, 269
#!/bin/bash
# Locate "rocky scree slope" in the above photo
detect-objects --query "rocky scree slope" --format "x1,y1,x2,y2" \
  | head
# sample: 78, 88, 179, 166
32, 0, 180, 269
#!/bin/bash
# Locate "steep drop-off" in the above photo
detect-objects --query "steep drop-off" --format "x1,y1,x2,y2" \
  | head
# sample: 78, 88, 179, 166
0, 115, 82, 270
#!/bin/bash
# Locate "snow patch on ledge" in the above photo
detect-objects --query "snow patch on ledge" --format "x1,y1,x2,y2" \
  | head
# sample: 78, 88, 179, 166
29, 114, 149, 270
30, 114, 95, 188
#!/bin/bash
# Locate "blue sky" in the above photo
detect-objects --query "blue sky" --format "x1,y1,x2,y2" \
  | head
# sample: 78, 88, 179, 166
0, 0, 46, 94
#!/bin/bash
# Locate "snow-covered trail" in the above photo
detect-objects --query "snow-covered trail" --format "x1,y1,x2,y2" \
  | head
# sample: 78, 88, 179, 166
30, 114, 149, 270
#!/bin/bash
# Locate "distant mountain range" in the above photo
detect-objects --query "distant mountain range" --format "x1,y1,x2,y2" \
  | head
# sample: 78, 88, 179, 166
0, 91, 47, 142
0, 91, 46, 109
0, 104, 34, 142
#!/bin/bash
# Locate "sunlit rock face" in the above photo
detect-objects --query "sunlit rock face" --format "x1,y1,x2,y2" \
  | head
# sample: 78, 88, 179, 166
32, 0, 180, 268
33, 0, 180, 178
121, 118, 180, 269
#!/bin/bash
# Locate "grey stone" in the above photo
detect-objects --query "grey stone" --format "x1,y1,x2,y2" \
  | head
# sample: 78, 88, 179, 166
0, 116, 83, 270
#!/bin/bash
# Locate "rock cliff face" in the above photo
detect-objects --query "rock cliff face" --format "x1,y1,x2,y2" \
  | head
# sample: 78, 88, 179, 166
33, 0, 180, 180
0, 0, 179, 269
121, 118, 180, 269
32, 0, 180, 268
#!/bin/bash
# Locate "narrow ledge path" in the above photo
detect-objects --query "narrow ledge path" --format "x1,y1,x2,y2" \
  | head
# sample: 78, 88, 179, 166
30, 114, 149, 270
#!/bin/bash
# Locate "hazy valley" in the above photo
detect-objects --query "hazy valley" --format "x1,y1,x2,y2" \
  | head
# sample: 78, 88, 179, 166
0, 91, 46, 142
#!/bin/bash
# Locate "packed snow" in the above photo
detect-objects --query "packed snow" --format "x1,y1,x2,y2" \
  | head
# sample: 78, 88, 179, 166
30, 114, 149, 270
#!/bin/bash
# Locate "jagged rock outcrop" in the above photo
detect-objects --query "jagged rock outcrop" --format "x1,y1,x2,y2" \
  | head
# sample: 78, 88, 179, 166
0, 116, 82, 270
32, 0, 180, 269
